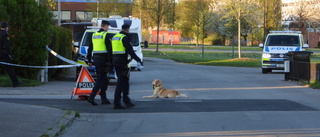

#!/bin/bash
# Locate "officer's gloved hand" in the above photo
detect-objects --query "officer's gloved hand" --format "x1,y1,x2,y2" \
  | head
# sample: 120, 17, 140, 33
137, 61, 144, 71
87, 62, 92, 68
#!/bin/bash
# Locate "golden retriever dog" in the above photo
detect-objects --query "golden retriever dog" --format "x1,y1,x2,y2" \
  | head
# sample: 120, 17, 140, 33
143, 79, 188, 98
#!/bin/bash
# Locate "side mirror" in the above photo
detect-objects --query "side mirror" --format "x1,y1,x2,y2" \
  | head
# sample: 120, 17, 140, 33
142, 41, 149, 48
303, 44, 309, 48
259, 43, 264, 48
73, 42, 79, 47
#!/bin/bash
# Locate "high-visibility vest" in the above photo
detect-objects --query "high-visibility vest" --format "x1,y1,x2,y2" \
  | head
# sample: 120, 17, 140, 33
92, 31, 108, 53
112, 33, 127, 54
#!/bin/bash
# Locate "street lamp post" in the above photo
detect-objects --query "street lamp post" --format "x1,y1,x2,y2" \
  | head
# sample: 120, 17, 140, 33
58, 0, 61, 26
258, 25, 262, 44
97, 0, 99, 18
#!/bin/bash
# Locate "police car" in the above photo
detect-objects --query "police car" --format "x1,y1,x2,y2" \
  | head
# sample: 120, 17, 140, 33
259, 31, 309, 73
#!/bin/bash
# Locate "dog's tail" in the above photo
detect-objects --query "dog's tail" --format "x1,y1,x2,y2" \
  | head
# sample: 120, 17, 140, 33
178, 93, 188, 98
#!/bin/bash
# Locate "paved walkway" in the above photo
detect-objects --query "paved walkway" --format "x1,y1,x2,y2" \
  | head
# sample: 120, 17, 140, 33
0, 70, 78, 137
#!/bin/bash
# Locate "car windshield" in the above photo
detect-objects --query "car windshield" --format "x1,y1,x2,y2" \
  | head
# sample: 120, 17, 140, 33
266, 35, 300, 46
82, 32, 139, 46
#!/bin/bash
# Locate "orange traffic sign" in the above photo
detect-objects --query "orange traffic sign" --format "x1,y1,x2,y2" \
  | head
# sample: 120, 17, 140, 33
71, 66, 98, 99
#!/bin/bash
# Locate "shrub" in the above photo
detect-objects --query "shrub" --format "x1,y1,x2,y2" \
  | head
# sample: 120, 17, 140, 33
0, 0, 53, 79
204, 34, 223, 45
48, 26, 72, 80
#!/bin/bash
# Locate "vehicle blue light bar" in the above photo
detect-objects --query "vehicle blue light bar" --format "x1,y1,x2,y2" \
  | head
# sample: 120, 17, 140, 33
270, 31, 301, 34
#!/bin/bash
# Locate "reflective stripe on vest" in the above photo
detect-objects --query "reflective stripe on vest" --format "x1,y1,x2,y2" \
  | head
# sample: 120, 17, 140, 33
92, 31, 107, 53
112, 34, 126, 54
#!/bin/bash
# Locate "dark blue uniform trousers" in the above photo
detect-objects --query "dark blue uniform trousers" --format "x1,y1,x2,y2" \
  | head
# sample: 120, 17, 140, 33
113, 64, 131, 106
89, 56, 108, 101
0, 53, 19, 86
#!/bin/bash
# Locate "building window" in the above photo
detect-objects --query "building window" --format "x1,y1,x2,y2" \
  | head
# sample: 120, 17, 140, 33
52, 11, 71, 20
76, 11, 93, 21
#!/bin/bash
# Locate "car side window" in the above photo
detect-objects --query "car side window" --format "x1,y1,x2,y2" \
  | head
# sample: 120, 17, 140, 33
83, 32, 93, 46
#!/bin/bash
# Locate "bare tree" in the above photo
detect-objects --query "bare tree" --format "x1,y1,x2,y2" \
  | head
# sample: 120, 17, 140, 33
286, 0, 320, 32
221, 0, 259, 58
87, 0, 132, 17
175, 0, 214, 47
164, 0, 176, 29
141, 0, 175, 53
259, 0, 282, 38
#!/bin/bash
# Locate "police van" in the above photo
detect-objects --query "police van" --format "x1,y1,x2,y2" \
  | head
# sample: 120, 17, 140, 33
259, 31, 309, 73
74, 15, 146, 79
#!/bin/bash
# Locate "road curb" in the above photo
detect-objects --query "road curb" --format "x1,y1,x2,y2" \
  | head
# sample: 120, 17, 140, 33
43, 111, 77, 137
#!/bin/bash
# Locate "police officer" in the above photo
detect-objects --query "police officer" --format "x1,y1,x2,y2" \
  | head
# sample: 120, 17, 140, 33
112, 24, 143, 109
86, 20, 112, 105
0, 22, 21, 87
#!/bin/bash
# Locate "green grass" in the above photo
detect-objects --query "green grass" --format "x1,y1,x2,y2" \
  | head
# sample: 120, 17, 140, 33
143, 50, 320, 67
309, 80, 320, 89
144, 50, 261, 68
0, 74, 43, 87
75, 111, 80, 117
40, 134, 50, 137
194, 58, 260, 67
148, 44, 261, 51
310, 54, 320, 63
60, 125, 66, 132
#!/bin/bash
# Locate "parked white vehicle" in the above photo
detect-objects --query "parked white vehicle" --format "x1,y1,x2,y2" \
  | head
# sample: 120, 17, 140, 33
259, 31, 309, 74
74, 15, 147, 79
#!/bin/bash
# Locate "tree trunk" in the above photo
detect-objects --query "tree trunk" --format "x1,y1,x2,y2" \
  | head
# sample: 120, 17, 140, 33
237, 9, 241, 58
156, 25, 159, 53
156, 0, 161, 53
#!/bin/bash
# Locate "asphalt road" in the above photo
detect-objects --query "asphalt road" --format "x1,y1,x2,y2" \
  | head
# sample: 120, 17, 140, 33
1, 57, 320, 137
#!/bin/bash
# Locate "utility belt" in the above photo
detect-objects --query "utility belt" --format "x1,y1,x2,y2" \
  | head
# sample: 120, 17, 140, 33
113, 55, 129, 62
113, 55, 130, 78
93, 53, 108, 59
93, 53, 108, 56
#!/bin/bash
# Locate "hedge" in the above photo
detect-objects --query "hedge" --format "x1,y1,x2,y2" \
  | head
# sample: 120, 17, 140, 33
48, 26, 73, 80
0, 0, 72, 80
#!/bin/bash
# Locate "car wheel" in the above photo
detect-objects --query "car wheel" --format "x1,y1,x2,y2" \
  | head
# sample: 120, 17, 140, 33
130, 67, 136, 71
262, 68, 268, 74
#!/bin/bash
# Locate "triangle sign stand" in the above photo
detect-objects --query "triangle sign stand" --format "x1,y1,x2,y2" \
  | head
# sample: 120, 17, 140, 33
71, 66, 96, 99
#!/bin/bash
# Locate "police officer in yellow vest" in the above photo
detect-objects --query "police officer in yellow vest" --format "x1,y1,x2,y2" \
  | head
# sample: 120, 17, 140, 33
86, 20, 112, 106
112, 24, 143, 109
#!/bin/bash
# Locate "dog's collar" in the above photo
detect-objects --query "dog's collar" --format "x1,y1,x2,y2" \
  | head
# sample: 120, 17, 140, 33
153, 85, 160, 89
